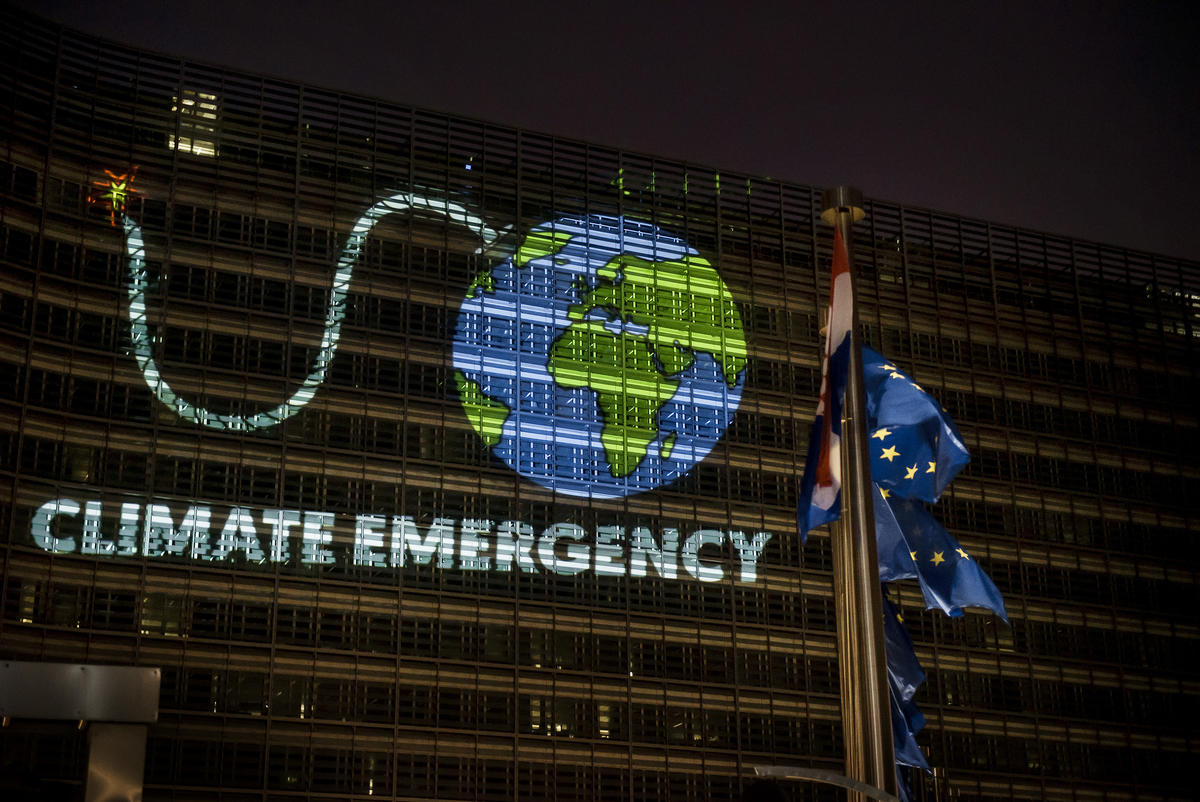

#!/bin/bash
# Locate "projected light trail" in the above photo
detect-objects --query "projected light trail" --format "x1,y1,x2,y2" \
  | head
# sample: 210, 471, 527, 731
123, 192, 501, 431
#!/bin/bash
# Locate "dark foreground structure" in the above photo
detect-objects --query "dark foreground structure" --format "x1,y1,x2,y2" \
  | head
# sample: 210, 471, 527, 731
1, 8, 1198, 801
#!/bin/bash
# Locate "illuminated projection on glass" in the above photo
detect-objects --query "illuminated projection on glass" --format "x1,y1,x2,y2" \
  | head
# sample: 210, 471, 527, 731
27, 195, 768, 585
120, 183, 747, 499
453, 216, 748, 499
122, 191, 499, 431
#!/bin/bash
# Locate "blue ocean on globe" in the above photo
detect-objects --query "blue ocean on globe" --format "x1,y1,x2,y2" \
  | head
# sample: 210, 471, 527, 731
452, 215, 746, 499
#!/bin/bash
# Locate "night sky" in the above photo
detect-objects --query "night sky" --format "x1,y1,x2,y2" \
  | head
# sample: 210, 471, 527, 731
19, 1, 1200, 261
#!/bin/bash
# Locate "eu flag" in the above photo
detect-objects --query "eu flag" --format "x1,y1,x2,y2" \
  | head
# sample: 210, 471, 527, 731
863, 346, 970, 503
874, 485, 920, 584
878, 492, 1008, 622
798, 343, 969, 536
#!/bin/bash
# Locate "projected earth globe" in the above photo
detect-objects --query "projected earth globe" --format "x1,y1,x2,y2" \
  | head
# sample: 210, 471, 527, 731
452, 216, 747, 499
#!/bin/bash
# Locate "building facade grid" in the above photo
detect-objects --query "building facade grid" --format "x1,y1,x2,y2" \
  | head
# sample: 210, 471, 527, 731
1, 8, 1198, 801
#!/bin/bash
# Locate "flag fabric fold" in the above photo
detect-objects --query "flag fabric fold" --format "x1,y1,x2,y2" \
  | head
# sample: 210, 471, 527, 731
863, 346, 970, 503
890, 689, 930, 771
882, 591, 925, 704
876, 491, 1009, 622
874, 484, 920, 584
896, 766, 915, 802
883, 592, 930, 773
796, 227, 853, 540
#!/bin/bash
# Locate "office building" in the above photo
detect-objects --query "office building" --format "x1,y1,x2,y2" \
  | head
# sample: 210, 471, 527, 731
1, 8, 1197, 800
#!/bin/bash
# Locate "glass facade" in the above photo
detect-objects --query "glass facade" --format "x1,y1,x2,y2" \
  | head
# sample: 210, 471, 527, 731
1, 8, 1197, 801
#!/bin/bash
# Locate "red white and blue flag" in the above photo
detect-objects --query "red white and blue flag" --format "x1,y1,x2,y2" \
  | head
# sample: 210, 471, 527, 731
798, 226, 854, 539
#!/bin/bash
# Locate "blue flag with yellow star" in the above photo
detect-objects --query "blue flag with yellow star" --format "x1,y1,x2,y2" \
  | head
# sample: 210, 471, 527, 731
874, 484, 920, 584
851, 347, 1006, 794
878, 493, 1008, 622
864, 346, 970, 503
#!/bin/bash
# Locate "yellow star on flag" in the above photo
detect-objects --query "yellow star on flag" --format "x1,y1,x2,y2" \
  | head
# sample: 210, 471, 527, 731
881, 446, 900, 462
872, 428, 892, 440
931, 551, 945, 566
889, 372, 905, 380
904, 464, 918, 480
896, 611, 904, 623
956, 548, 970, 560
879, 487, 891, 499
910, 382, 923, 392
909, 550, 917, 562
926, 461, 937, 474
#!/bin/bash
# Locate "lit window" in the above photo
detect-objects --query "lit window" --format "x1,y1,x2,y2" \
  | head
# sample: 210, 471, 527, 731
170, 89, 219, 157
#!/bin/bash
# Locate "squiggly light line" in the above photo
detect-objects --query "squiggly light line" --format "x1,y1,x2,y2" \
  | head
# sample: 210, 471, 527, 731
124, 192, 500, 431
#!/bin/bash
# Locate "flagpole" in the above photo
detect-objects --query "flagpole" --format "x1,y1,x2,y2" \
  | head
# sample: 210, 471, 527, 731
821, 186, 897, 799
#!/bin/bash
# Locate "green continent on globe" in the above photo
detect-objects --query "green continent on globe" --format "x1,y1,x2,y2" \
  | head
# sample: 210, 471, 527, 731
579, 251, 748, 387
514, 230, 574, 268
465, 266, 495, 298
549, 319, 681, 477
534, 230, 747, 479
456, 371, 511, 447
